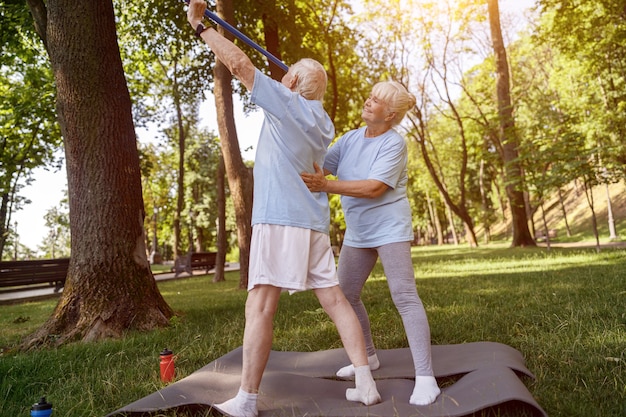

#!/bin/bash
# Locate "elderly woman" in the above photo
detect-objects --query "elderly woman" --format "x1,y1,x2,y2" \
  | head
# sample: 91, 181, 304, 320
301, 81, 440, 406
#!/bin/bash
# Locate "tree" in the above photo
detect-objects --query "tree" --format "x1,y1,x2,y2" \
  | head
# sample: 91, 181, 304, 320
23, 0, 173, 347
0, 2, 62, 258
41, 199, 70, 258
487, 0, 535, 246
210, 0, 255, 289
115, 0, 213, 257
534, 0, 625, 241
536, 0, 626, 176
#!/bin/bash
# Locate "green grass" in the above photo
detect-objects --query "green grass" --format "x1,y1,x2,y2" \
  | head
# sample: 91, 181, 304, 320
1, 245, 625, 416
150, 263, 174, 274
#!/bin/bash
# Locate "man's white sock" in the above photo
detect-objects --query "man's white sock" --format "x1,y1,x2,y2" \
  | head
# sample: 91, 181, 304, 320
345, 365, 381, 405
336, 354, 380, 378
215, 388, 258, 417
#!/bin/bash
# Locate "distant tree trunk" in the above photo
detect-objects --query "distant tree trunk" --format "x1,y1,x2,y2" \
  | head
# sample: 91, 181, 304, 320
0, 193, 9, 257
479, 159, 491, 243
426, 193, 443, 245
173, 77, 186, 257
582, 179, 601, 253
494, 176, 507, 222
213, 152, 227, 283
23, 0, 173, 348
539, 202, 551, 251
487, 0, 535, 247
442, 196, 458, 245
557, 188, 572, 237
214, 0, 253, 289
604, 184, 618, 240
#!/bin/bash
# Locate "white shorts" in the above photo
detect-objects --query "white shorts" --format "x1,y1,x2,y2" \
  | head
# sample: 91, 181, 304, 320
248, 224, 338, 293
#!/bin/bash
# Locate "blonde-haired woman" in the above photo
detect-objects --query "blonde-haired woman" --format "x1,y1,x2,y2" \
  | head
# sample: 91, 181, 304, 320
302, 81, 441, 406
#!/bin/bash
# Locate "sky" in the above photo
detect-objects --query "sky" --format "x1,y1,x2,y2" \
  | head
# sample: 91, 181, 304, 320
11, 0, 535, 254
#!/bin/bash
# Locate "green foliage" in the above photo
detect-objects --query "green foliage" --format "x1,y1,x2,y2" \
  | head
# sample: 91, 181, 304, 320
0, 2, 62, 258
115, 0, 214, 128
535, 0, 626, 176
40, 197, 70, 258
1, 246, 625, 416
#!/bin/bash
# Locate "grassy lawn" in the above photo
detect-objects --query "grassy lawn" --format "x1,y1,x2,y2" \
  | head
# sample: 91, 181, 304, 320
1, 244, 624, 416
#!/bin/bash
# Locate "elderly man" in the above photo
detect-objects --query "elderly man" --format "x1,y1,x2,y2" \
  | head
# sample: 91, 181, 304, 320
186, 1, 381, 416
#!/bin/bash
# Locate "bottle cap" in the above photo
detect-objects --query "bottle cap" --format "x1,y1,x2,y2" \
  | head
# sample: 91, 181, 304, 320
31, 397, 52, 410
160, 348, 173, 356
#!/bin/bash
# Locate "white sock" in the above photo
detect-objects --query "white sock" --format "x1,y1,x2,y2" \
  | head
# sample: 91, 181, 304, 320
215, 388, 258, 417
409, 375, 440, 406
345, 365, 381, 405
336, 354, 380, 378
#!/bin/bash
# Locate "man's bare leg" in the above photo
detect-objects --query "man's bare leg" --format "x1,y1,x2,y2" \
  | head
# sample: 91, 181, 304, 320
216, 285, 282, 417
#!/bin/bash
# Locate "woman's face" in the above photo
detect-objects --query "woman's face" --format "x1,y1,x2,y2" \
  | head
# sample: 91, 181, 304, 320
362, 94, 391, 125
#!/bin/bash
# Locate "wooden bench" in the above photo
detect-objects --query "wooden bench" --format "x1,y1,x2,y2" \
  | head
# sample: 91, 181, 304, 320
172, 252, 217, 277
0, 258, 69, 293
536, 229, 558, 241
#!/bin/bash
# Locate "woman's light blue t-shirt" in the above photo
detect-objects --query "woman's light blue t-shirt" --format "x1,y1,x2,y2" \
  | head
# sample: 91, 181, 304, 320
324, 126, 413, 247
250, 69, 335, 234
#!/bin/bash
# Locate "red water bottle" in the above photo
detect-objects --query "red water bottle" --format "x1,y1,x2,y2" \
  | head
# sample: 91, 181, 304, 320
160, 348, 175, 382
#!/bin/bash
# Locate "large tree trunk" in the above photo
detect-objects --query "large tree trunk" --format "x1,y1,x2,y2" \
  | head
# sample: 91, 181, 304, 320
23, 0, 173, 348
487, 0, 535, 247
214, 0, 253, 289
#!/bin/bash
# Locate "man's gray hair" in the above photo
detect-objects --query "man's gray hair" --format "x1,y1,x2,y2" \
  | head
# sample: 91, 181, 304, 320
290, 58, 327, 101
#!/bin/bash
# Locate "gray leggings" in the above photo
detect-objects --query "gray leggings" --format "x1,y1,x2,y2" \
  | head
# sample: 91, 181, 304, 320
337, 241, 434, 376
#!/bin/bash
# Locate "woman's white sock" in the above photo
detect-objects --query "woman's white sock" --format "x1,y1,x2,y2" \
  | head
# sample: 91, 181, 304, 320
409, 375, 440, 406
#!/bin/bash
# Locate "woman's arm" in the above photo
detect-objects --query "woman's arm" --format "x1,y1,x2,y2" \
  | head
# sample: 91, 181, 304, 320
301, 162, 389, 199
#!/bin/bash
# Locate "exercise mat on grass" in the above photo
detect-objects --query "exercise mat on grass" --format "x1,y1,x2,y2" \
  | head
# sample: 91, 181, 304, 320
107, 342, 546, 417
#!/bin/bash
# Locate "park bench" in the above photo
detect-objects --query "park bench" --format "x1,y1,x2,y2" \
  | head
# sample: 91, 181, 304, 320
172, 252, 217, 277
0, 258, 69, 293
536, 229, 558, 241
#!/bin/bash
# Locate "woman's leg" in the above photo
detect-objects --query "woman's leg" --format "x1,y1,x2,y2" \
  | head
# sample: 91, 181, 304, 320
335, 245, 381, 377
378, 242, 440, 405
337, 245, 379, 356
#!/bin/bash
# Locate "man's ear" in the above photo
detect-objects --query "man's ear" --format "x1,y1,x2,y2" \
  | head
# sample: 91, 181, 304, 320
290, 74, 299, 90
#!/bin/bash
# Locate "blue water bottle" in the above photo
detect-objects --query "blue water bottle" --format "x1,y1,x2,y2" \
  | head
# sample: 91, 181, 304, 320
30, 397, 52, 417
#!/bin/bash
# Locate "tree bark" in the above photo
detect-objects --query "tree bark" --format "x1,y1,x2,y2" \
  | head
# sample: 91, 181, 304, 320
23, 0, 173, 348
173, 75, 186, 257
557, 188, 572, 237
214, 0, 253, 289
582, 179, 601, 253
260, 1, 285, 81
487, 0, 535, 247
213, 152, 227, 283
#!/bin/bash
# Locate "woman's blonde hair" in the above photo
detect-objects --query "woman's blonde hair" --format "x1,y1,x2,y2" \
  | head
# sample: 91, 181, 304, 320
290, 58, 327, 101
371, 81, 416, 125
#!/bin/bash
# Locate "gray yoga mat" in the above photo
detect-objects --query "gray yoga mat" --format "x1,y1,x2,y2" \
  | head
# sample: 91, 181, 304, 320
107, 341, 546, 417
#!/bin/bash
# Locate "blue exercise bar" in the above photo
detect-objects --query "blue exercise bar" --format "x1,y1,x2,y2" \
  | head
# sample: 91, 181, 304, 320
182, 0, 289, 72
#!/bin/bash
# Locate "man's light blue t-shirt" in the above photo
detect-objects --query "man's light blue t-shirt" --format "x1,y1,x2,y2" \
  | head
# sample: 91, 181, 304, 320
324, 126, 413, 247
250, 69, 335, 234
